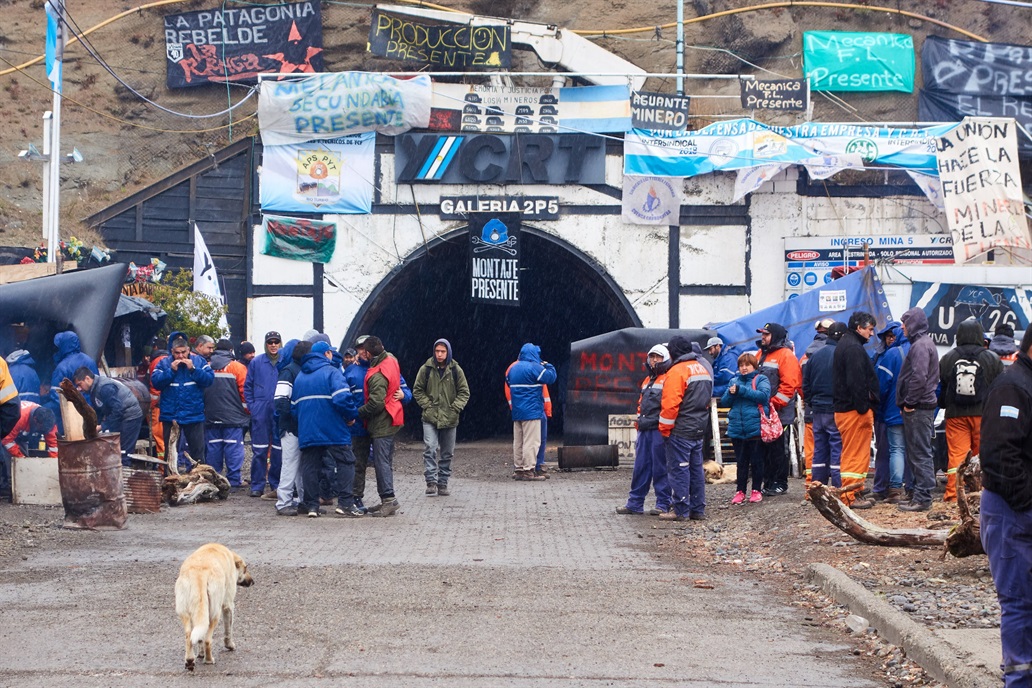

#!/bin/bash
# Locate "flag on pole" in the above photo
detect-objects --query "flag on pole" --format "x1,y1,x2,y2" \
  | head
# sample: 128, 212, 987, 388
45, 1, 63, 92
193, 224, 230, 336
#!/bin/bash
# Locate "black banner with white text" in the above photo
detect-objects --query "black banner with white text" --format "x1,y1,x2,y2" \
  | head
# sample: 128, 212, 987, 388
469, 213, 520, 307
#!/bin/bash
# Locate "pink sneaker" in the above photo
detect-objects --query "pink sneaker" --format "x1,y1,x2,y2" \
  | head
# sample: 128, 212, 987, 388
749, 490, 763, 503
730, 491, 746, 505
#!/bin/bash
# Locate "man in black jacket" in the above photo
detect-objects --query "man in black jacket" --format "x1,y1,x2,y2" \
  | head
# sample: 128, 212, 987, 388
802, 322, 843, 490
979, 327, 1032, 688
832, 312, 880, 509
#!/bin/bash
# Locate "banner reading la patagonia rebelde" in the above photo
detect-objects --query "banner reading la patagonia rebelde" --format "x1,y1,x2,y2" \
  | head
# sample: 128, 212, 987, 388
262, 214, 337, 263
259, 133, 374, 213
258, 72, 431, 145
803, 31, 914, 93
165, 2, 324, 88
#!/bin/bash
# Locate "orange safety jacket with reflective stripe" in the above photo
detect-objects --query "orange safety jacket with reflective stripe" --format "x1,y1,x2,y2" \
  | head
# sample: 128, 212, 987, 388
2, 401, 58, 458
658, 356, 713, 439
504, 362, 552, 417
0, 358, 18, 406
753, 346, 802, 412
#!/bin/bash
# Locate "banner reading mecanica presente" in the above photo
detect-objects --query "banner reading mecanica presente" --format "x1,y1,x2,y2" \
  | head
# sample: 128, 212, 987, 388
624, 119, 954, 178
368, 8, 510, 68
164, 2, 324, 88
257, 72, 431, 145
261, 215, 337, 263
259, 133, 374, 213
935, 117, 1030, 263
803, 31, 914, 93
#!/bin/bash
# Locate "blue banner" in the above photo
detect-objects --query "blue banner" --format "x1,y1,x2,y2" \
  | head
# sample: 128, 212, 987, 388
708, 267, 893, 360
259, 133, 374, 214
624, 119, 956, 178
910, 281, 1031, 347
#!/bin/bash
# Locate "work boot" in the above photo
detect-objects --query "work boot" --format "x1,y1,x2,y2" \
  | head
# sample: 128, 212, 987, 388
370, 498, 399, 517
884, 488, 906, 504
648, 506, 670, 516
425, 482, 437, 496
534, 467, 551, 479
616, 506, 644, 515
850, 497, 876, 510
897, 500, 931, 512
436, 483, 450, 496
657, 511, 687, 522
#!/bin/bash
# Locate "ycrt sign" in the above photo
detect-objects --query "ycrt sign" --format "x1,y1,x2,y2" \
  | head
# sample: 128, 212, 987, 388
395, 133, 605, 184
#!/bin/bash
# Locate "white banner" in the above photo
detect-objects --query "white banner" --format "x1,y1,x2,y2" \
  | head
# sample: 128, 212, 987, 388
732, 163, 789, 203
621, 175, 681, 225
802, 153, 865, 180
259, 134, 374, 213
193, 224, 230, 336
258, 72, 432, 146
936, 117, 1031, 263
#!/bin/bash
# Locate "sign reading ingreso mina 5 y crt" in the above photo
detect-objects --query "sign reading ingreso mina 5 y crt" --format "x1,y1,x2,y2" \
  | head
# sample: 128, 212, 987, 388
164, 2, 324, 88
803, 31, 914, 93
368, 8, 510, 68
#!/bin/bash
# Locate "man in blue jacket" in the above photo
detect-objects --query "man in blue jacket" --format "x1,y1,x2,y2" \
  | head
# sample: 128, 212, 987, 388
5, 350, 40, 403
291, 341, 361, 518
245, 332, 282, 498
46, 331, 98, 435
151, 333, 214, 468
802, 322, 843, 489
896, 307, 941, 512
872, 322, 909, 503
73, 367, 145, 465
505, 343, 557, 481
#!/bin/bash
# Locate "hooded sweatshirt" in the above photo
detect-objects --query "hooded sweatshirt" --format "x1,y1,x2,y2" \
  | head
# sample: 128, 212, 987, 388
988, 332, 1018, 364
291, 351, 358, 449
51, 331, 97, 388
753, 323, 802, 424
505, 344, 557, 422
896, 308, 940, 410
413, 338, 470, 429
938, 318, 1004, 418
874, 323, 908, 426
5, 350, 40, 403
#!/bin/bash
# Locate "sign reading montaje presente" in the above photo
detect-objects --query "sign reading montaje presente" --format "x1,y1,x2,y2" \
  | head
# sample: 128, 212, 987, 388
469, 213, 520, 306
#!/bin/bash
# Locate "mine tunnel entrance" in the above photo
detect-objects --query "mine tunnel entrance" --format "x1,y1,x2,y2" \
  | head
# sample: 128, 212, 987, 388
344, 227, 641, 441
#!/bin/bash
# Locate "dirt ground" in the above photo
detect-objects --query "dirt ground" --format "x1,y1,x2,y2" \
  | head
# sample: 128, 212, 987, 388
0, 438, 994, 686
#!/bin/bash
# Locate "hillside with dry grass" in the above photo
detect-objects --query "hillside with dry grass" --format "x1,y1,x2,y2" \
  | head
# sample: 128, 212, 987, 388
0, 0, 1026, 249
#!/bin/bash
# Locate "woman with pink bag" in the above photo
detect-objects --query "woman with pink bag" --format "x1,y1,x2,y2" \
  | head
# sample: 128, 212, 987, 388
719, 353, 772, 505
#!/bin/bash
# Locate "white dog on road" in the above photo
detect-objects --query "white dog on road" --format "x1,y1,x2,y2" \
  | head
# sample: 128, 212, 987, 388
174, 543, 254, 671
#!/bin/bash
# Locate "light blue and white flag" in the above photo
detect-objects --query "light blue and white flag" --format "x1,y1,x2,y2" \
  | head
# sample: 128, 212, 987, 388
260, 133, 374, 213
622, 175, 682, 225
45, 1, 62, 92
732, 163, 790, 203
559, 84, 632, 134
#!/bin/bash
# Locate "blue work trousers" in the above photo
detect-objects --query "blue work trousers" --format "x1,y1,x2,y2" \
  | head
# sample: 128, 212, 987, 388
873, 421, 905, 492
811, 411, 842, 487
625, 428, 670, 512
205, 426, 245, 488
665, 434, 705, 518
249, 405, 281, 493
980, 488, 1032, 687
300, 445, 355, 513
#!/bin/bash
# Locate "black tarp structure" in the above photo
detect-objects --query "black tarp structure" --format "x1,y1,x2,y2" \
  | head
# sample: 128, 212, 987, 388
104, 295, 167, 367
0, 264, 128, 380
564, 327, 714, 447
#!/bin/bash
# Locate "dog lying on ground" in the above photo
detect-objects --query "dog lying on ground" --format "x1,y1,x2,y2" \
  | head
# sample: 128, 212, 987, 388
703, 460, 738, 485
174, 543, 254, 671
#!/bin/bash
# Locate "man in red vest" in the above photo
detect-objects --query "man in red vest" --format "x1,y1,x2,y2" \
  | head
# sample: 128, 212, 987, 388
357, 336, 404, 517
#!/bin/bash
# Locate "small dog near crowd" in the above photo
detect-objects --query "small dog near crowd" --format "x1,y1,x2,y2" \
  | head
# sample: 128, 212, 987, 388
174, 543, 254, 671
703, 460, 738, 485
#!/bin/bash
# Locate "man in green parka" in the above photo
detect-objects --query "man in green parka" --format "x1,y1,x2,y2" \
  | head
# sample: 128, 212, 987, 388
412, 339, 470, 497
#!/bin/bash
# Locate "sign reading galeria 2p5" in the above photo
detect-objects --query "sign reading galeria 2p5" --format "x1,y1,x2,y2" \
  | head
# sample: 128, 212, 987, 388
164, 2, 324, 88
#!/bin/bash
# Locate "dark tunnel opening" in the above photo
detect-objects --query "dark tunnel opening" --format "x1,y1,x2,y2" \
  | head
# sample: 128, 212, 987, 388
344, 227, 640, 441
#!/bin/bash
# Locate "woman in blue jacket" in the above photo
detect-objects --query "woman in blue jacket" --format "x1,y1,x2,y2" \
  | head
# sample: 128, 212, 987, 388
719, 352, 771, 505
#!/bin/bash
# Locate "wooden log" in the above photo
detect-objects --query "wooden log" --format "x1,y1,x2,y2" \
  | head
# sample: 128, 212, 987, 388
942, 455, 984, 559
58, 379, 97, 440
807, 481, 948, 548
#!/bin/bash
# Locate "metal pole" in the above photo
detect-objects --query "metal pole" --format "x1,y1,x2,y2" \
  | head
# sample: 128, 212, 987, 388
676, 0, 685, 95
41, 111, 52, 256
47, 0, 65, 269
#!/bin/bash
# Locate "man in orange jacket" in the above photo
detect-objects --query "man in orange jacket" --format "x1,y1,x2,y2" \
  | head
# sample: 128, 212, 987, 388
754, 322, 802, 496
658, 336, 713, 521
2, 402, 58, 458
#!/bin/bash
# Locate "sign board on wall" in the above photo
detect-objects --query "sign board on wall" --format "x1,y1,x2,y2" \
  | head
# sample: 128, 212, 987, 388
910, 281, 1032, 346
440, 196, 559, 220
803, 31, 914, 93
368, 8, 511, 68
469, 213, 520, 306
783, 235, 954, 295
259, 133, 374, 213
739, 79, 807, 111
631, 91, 690, 131
394, 133, 605, 184
164, 2, 323, 88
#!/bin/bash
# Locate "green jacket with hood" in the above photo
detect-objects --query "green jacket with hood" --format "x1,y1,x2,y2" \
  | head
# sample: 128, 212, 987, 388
413, 339, 470, 429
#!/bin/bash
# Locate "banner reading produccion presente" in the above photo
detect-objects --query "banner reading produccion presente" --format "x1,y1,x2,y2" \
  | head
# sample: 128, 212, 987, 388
368, 8, 510, 68
164, 2, 323, 88
259, 133, 374, 213
803, 31, 914, 93
261, 215, 337, 263
258, 72, 431, 145
469, 213, 520, 307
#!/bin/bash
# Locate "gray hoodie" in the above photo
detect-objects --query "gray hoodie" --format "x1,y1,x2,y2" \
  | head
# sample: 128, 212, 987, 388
896, 308, 940, 409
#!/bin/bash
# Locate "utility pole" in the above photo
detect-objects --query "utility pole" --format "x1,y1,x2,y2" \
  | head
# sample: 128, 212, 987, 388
46, 0, 66, 269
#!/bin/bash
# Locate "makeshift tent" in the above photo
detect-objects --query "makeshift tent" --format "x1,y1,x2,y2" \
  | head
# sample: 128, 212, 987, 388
103, 295, 167, 368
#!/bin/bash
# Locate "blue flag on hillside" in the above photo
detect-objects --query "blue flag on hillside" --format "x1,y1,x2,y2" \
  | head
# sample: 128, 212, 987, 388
45, 1, 62, 92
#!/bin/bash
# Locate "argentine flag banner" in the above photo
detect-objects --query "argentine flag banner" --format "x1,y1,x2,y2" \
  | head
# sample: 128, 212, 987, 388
624, 118, 958, 179
558, 84, 632, 134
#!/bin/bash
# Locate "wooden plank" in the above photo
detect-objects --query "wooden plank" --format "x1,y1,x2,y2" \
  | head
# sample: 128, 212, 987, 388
0, 262, 58, 284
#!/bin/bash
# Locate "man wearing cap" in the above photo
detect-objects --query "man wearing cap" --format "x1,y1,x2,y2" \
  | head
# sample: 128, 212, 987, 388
832, 313, 880, 508
617, 344, 672, 515
413, 338, 470, 496
872, 321, 909, 502
202, 339, 250, 490
237, 342, 256, 370
658, 336, 713, 521
989, 323, 1019, 366
245, 332, 283, 498
706, 336, 736, 400
754, 323, 802, 496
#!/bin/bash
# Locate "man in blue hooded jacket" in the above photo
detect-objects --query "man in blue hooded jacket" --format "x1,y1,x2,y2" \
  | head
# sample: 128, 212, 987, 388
291, 341, 362, 518
151, 333, 214, 467
505, 343, 557, 481
5, 351, 40, 404
45, 331, 98, 434
872, 322, 909, 502
245, 331, 283, 497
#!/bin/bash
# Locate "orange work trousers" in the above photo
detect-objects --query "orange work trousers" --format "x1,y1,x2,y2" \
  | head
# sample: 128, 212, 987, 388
944, 416, 980, 502
150, 404, 164, 461
834, 410, 873, 506
804, 422, 814, 487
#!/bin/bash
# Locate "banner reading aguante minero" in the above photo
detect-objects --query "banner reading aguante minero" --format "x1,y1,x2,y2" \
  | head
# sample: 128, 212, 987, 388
469, 213, 520, 307
368, 8, 510, 69
164, 2, 324, 88
261, 214, 337, 263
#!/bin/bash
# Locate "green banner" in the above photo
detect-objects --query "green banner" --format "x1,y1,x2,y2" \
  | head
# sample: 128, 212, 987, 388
803, 31, 914, 93
261, 215, 337, 263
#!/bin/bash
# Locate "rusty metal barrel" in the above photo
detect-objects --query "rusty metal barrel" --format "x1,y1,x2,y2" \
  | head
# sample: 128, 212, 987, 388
58, 434, 127, 530
557, 444, 620, 470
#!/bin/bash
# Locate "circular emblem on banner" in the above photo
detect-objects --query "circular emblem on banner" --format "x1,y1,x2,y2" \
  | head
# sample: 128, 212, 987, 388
823, 272, 834, 284
708, 138, 740, 167
295, 149, 342, 206
845, 139, 878, 162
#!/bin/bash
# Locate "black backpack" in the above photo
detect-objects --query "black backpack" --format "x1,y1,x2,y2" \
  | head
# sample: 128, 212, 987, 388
947, 353, 987, 406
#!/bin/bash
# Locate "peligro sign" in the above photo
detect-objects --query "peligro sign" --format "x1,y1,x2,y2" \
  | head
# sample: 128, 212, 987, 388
395, 133, 605, 185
